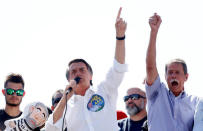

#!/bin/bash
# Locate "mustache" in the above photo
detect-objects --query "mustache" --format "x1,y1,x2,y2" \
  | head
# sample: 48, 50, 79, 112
170, 79, 179, 85
126, 102, 136, 108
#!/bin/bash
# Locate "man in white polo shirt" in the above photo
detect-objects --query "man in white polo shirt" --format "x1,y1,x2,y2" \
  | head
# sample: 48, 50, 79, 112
45, 7, 127, 131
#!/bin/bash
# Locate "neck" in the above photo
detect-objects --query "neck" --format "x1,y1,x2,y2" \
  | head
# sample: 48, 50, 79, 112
76, 85, 90, 96
171, 86, 184, 97
173, 92, 181, 97
172, 89, 183, 97
5, 105, 21, 117
130, 109, 147, 121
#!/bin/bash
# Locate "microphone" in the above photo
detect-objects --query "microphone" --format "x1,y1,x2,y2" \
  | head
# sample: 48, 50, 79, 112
66, 77, 81, 95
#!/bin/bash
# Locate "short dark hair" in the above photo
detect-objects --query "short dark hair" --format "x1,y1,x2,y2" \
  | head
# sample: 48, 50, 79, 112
66, 59, 93, 80
165, 59, 188, 75
4, 73, 25, 88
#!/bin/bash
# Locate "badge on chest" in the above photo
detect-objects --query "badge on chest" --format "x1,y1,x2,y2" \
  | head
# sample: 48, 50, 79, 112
87, 94, 105, 112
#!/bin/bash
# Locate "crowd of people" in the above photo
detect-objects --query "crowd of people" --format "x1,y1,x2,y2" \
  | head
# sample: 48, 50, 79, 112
0, 7, 202, 131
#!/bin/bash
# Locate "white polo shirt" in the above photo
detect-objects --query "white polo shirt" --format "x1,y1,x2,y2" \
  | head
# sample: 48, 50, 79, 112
45, 59, 127, 131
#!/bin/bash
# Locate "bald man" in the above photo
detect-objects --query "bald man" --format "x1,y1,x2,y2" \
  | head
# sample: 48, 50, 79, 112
118, 88, 148, 131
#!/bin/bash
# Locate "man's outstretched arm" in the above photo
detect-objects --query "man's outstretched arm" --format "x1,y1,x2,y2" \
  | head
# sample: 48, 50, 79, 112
146, 13, 162, 85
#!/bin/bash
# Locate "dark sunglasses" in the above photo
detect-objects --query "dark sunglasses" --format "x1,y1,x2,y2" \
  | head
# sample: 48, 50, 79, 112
52, 97, 62, 105
123, 94, 146, 102
5, 88, 24, 96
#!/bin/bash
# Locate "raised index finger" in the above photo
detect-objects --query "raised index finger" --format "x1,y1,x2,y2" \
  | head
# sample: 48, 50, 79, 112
116, 7, 122, 20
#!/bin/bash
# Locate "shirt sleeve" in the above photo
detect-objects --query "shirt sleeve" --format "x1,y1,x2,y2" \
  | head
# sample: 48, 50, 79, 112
100, 59, 128, 95
193, 98, 203, 131
45, 113, 63, 131
98, 59, 128, 107
145, 75, 162, 105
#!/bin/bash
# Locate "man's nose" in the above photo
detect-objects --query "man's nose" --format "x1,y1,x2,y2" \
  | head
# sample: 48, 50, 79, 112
171, 72, 176, 78
127, 97, 133, 102
75, 71, 81, 77
11, 92, 17, 96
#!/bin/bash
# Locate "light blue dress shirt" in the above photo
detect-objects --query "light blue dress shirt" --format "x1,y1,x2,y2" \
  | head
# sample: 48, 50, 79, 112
145, 76, 199, 131
193, 99, 203, 131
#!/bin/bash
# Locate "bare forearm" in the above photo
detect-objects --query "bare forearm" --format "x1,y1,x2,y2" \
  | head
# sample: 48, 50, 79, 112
146, 31, 158, 85
147, 31, 157, 68
115, 39, 125, 64
53, 93, 72, 124
53, 96, 66, 124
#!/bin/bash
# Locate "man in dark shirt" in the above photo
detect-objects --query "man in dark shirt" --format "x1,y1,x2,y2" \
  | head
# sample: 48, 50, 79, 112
118, 88, 147, 131
51, 89, 64, 111
50, 89, 67, 131
0, 73, 25, 130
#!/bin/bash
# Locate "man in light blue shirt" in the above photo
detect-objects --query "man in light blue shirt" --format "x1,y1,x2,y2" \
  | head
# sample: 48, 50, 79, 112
145, 13, 199, 131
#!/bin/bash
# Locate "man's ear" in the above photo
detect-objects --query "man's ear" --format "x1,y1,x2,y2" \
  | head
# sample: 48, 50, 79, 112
2, 89, 5, 96
185, 73, 189, 81
23, 91, 26, 97
90, 75, 93, 86
144, 98, 147, 108
165, 73, 167, 81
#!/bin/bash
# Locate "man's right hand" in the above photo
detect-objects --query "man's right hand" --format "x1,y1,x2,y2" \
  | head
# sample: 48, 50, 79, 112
52, 80, 77, 124
115, 7, 127, 38
64, 79, 77, 99
149, 13, 162, 33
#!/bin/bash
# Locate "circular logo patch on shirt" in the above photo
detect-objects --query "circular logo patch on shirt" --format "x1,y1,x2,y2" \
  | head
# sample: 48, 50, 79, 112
87, 94, 105, 112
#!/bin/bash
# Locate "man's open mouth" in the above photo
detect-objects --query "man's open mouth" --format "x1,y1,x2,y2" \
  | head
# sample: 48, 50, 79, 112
170, 79, 179, 86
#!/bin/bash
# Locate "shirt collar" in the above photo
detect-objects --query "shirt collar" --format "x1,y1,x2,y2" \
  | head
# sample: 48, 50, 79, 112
169, 90, 186, 99
72, 86, 95, 103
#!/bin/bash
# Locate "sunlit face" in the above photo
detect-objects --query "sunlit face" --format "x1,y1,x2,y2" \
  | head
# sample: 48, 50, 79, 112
30, 105, 47, 126
125, 88, 146, 109
5, 82, 24, 106
69, 62, 92, 96
165, 63, 188, 96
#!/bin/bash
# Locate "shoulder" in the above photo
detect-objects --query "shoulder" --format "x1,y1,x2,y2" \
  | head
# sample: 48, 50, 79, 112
118, 118, 128, 127
142, 119, 148, 131
184, 93, 199, 104
0, 109, 5, 116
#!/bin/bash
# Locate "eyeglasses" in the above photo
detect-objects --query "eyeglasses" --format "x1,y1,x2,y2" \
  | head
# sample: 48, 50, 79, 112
123, 94, 146, 102
5, 88, 24, 96
52, 97, 62, 105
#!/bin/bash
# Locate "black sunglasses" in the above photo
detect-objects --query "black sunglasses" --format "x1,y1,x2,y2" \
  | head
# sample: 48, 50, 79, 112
52, 97, 62, 105
5, 88, 24, 96
123, 94, 146, 102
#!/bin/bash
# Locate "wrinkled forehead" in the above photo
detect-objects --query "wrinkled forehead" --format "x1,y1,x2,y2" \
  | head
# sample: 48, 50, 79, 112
167, 63, 184, 71
127, 88, 146, 97
69, 62, 87, 71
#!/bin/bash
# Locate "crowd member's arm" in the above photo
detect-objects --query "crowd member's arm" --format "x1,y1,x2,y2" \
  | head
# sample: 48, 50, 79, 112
115, 7, 126, 64
45, 80, 76, 131
146, 13, 162, 85
99, 8, 128, 105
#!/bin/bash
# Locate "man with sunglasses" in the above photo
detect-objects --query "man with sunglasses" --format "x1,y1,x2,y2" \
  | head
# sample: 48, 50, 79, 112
0, 73, 25, 130
118, 88, 147, 131
51, 89, 64, 111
